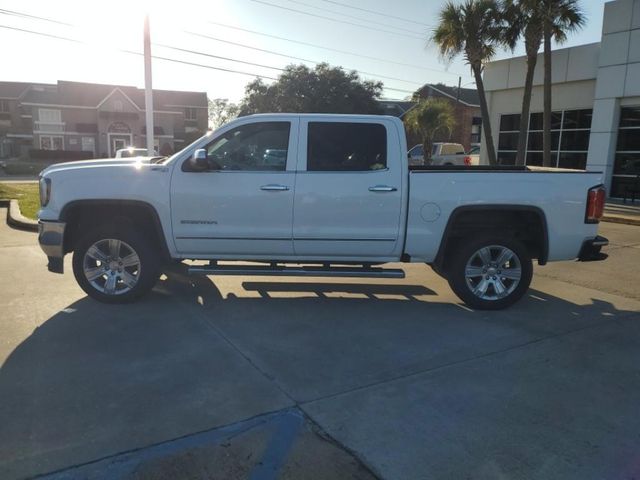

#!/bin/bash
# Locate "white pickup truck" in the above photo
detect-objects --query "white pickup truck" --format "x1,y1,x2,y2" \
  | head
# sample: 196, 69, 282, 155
37, 114, 608, 310
408, 143, 481, 166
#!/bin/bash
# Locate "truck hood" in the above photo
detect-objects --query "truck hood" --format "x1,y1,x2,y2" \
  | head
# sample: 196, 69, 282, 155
41, 157, 160, 176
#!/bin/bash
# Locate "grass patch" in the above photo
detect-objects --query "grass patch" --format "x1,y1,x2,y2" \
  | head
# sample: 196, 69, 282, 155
0, 183, 40, 219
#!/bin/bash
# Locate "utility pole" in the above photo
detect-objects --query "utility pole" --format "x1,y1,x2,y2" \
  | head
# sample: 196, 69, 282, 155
450, 76, 462, 141
143, 14, 155, 154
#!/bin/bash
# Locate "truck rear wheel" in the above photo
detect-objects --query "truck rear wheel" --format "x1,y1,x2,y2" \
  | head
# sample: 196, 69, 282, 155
72, 224, 160, 303
447, 235, 533, 310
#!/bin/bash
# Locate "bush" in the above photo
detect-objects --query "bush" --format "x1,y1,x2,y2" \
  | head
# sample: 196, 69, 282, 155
29, 149, 94, 161
3, 161, 50, 175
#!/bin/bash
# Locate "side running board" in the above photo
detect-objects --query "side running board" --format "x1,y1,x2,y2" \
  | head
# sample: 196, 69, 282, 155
187, 263, 405, 279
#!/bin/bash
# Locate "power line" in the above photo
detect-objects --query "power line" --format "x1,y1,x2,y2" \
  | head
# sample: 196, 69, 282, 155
1, 6, 466, 78
0, 24, 82, 44
280, 0, 424, 35
184, 32, 426, 86
0, 25, 278, 80
207, 21, 468, 77
0, 8, 72, 26
154, 43, 418, 94
0, 23, 416, 94
0, 8, 460, 95
0, 7, 431, 90
319, 0, 433, 28
0, 8, 421, 87
248, 0, 424, 40
155, 44, 284, 72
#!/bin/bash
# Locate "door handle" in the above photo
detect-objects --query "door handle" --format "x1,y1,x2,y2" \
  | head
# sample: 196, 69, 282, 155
260, 184, 290, 191
369, 185, 397, 192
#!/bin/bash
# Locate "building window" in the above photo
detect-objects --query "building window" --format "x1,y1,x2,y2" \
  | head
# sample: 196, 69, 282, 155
0, 99, 9, 113
307, 122, 387, 171
40, 135, 64, 150
185, 108, 197, 121
113, 100, 123, 112
612, 107, 640, 198
38, 108, 62, 123
471, 117, 482, 144
497, 109, 592, 168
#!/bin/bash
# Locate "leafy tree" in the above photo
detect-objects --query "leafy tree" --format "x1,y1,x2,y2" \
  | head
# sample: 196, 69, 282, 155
239, 63, 383, 115
404, 99, 457, 162
433, 0, 504, 165
208, 98, 240, 129
540, 0, 585, 166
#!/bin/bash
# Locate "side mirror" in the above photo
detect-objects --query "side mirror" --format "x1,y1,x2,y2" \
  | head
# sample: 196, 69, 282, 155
190, 149, 209, 172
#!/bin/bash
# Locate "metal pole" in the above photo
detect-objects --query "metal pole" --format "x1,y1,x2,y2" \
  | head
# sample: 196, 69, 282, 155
144, 14, 155, 154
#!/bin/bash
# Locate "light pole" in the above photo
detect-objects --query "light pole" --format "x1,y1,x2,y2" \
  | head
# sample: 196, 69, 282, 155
143, 14, 155, 154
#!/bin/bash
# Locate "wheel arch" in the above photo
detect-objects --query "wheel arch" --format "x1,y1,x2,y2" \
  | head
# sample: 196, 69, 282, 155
432, 205, 549, 275
60, 199, 172, 261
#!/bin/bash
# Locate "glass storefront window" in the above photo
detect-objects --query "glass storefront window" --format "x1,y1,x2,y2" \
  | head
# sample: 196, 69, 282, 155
612, 107, 640, 198
497, 109, 592, 169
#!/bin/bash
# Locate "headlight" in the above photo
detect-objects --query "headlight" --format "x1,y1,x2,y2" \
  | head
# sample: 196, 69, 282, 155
39, 177, 51, 207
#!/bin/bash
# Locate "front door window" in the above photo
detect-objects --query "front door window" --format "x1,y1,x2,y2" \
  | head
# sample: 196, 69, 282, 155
200, 122, 290, 171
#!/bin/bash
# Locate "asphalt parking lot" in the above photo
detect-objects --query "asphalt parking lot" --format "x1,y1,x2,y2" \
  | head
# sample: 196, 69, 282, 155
1, 212, 639, 480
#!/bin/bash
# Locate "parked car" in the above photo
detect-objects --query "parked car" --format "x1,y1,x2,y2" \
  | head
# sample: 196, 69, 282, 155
37, 114, 608, 310
408, 143, 481, 166
115, 147, 157, 158
468, 146, 481, 155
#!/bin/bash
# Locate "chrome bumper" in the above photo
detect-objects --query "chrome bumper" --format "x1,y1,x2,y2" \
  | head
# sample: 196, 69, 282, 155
38, 220, 66, 273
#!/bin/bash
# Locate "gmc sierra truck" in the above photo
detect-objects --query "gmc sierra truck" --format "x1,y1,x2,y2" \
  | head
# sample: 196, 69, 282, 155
37, 114, 608, 310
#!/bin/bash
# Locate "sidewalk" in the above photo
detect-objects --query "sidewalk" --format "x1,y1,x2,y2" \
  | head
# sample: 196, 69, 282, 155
603, 199, 640, 226
0, 175, 38, 183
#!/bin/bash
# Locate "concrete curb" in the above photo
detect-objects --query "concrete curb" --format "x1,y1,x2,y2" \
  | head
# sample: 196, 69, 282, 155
602, 214, 640, 227
0, 198, 38, 232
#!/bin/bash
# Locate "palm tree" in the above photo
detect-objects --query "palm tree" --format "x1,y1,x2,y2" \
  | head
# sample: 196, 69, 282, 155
541, 0, 585, 166
433, 0, 504, 165
502, 0, 544, 166
404, 99, 456, 163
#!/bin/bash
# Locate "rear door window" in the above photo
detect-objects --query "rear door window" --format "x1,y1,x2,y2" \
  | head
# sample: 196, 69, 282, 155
306, 122, 387, 171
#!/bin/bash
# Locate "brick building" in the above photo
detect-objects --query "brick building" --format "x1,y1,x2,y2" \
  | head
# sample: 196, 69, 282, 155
412, 83, 482, 152
0, 80, 208, 159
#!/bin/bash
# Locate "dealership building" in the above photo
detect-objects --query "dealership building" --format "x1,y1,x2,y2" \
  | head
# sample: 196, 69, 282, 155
481, 0, 640, 198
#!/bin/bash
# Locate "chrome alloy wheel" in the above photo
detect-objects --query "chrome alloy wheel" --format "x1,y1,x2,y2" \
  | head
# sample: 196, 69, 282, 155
82, 239, 141, 295
464, 245, 522, 301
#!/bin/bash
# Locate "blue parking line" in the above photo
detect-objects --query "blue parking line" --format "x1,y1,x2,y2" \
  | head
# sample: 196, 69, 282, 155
37, 409, 302, 480
249, 410, 304, 480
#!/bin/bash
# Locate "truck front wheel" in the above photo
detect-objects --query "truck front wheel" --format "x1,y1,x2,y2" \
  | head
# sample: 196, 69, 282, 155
447, 235, 533, 310
72, 224, 160, 303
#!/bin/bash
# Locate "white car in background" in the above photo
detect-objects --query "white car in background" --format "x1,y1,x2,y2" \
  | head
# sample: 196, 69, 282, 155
408, 143, 481, 166
115, 147, 157, 158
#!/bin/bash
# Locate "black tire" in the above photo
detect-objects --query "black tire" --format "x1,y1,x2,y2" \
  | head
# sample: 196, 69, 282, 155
72, 224, 160, 303
447, 235, 533, 310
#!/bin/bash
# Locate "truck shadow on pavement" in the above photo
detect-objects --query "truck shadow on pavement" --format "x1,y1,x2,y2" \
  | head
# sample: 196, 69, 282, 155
0, 265, 637, 479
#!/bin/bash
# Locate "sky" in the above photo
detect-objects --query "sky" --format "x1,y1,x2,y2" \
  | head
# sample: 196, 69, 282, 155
0, 0, 608, 103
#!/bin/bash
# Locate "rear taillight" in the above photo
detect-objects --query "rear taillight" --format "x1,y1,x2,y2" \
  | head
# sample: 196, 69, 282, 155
464, 155, 472, 166
585, 185, 606, 224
